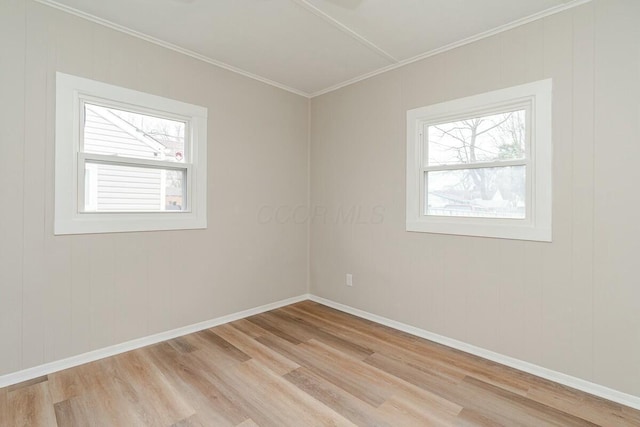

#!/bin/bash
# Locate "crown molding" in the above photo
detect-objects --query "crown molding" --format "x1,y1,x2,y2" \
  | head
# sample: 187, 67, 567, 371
33, 0, 312, 98
33, 0, 592, 100
310, 0, 593, 97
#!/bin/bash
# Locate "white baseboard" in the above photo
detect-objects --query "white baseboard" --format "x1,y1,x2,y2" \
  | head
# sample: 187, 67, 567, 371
0, 293, 310, 389
308, 294, 640, 411
4, 292, 639, 412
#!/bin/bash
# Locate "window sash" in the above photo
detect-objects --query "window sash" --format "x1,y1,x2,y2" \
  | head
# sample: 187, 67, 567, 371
77, 153, 192, 214
420, 163, 532, 221
422, 158, 527, 173
79, 96, 192, 163
423, 165, 527, 220
420, 102, 532, 168
418, 103, 533, 221
77, 95, 193, 215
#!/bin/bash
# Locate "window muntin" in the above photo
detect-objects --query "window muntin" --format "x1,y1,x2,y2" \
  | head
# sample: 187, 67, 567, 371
406, 79, 552, 242
55, 72, 207, 235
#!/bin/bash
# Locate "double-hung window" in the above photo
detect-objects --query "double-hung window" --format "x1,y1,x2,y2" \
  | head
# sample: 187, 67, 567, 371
406, 79, 552, 241
55, 72, 208, 235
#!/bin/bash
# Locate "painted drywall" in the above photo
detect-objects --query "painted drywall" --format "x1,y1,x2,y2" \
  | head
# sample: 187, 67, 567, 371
0, 0, 309, 376
310, 0, 640, 397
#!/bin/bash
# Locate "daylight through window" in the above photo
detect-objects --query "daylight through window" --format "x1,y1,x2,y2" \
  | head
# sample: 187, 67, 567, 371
82, 103, 188, 213
424, 109, 528, 219
55, 72, 208, 235
406, 79, 552, 241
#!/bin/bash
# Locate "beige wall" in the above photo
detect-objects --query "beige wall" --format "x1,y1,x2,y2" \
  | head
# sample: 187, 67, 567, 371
310, 0, 640, 397
0, 0, 309, 376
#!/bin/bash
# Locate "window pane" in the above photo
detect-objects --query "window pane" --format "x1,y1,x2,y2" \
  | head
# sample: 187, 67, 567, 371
84, 162, 185, 212
426, 166, 525, 219
427, 110, 525, 166
83, 103, 186, 163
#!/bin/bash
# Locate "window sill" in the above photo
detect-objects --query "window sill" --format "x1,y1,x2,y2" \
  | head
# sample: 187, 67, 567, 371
54, 212, 207, 235
406, 220, 551, 242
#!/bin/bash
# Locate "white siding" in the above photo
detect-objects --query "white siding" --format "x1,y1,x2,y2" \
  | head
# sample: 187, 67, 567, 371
93, 163, 162, 211
83, 105, 160, 160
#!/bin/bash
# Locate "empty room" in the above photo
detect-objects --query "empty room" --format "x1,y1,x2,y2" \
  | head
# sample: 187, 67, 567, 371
1, 0, 639, 425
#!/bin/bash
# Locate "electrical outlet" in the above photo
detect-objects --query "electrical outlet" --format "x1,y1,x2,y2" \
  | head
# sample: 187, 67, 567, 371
346, 273, 353, 287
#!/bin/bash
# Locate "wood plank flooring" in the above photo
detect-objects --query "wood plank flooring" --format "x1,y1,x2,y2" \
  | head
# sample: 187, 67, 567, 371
2, 301, 639, 426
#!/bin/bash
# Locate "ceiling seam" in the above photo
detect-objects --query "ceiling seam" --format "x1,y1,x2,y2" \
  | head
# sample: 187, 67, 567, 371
33, 0, 312, 98
290, 0, 398, 64
33, 0, 592, 99
310, 0, 594, 97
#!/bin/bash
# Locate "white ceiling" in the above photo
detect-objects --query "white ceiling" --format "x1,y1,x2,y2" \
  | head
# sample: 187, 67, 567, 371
40, 0, 584, 96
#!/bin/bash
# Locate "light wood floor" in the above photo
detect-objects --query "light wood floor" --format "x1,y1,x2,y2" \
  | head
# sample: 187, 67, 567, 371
2, 301, 639, 426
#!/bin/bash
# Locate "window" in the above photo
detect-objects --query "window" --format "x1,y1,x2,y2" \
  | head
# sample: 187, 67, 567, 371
406, 79, 552, 241
55, 72, 207, 234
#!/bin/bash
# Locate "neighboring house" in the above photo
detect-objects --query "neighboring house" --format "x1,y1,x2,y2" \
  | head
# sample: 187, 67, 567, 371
83, 104, 182, 211
428, 189, 524, 218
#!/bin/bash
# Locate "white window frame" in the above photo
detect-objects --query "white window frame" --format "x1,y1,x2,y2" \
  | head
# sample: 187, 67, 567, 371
406, 79, 552, 242
55, 72, 208, 235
